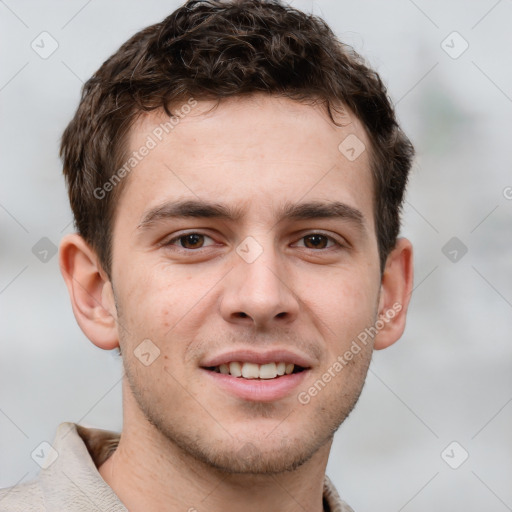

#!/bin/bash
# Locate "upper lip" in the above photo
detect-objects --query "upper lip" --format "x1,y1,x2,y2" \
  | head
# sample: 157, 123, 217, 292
201, 349, 314, 369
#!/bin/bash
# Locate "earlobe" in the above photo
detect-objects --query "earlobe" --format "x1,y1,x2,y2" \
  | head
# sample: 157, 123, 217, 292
373, 238, 414, 350
59, 234, 120, 350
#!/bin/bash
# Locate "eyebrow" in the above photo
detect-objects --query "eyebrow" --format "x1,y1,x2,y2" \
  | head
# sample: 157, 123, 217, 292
137, 199, 366, 232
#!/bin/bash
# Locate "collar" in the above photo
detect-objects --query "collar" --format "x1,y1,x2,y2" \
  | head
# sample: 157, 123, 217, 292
40, 422, 352, 511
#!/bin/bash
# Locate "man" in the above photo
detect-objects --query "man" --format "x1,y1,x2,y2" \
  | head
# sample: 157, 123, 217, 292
0, 0, 414, 510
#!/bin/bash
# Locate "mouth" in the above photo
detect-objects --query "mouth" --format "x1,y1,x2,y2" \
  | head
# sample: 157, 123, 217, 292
200, 347, 315, 402
200, 350, 312, 402
203, 361, 307, 380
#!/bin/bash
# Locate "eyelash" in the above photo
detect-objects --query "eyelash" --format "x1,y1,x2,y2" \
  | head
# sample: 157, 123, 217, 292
163, 231, 345, 252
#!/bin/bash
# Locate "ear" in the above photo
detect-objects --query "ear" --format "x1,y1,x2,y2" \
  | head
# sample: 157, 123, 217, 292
373, 237, 414, 350
59, 233, 119, 350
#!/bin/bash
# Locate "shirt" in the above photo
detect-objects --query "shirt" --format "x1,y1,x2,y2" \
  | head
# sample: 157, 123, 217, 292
0, 422, 354, 511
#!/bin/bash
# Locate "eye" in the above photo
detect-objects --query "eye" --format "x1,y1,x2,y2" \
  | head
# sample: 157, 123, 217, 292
162, 231, 343, 252
295, 233, 342, 250
165, 232, 215, 250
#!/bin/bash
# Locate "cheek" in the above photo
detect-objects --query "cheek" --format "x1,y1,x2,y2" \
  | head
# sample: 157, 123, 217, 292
117, 261, 217, 347
116, 265, 178, 339
304, 267, 378, 335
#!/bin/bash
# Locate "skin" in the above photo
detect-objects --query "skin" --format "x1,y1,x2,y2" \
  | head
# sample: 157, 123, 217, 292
60, 94, 413, 512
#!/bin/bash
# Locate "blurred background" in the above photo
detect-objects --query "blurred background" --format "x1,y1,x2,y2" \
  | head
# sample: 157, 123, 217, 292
1, 1, 511, 510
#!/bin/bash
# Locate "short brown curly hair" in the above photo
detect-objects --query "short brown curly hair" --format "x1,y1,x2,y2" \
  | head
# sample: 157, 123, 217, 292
60, 0, 414, 277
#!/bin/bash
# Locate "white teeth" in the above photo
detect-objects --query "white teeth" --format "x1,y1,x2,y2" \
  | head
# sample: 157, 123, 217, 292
229, 361, 242, 377
259, 362, 277, 379
215, 361, 298, 379
241, 362, 260, 379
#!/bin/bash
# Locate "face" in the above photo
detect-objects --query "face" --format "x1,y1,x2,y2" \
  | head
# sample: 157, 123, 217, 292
109, 94, 382, 474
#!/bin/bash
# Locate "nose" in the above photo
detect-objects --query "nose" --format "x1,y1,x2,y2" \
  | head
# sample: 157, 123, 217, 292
220, 241, 300, 329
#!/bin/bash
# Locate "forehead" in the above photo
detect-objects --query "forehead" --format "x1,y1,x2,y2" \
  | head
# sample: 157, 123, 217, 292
118, 94, 374, 230
131, 94, 370, 164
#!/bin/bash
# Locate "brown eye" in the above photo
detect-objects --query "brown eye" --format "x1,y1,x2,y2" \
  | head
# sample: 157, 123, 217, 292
162, 232, 213, 251
302, 234, 330, 249
178, 233, 205, 249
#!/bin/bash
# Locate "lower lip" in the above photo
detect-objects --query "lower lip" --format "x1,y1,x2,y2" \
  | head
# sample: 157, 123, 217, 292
201, 368, 309, 402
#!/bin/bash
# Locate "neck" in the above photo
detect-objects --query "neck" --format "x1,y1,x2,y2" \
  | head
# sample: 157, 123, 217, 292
98, 381, 331, 512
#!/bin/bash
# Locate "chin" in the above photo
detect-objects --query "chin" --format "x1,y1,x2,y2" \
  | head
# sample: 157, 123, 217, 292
181, 436, 323, 475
